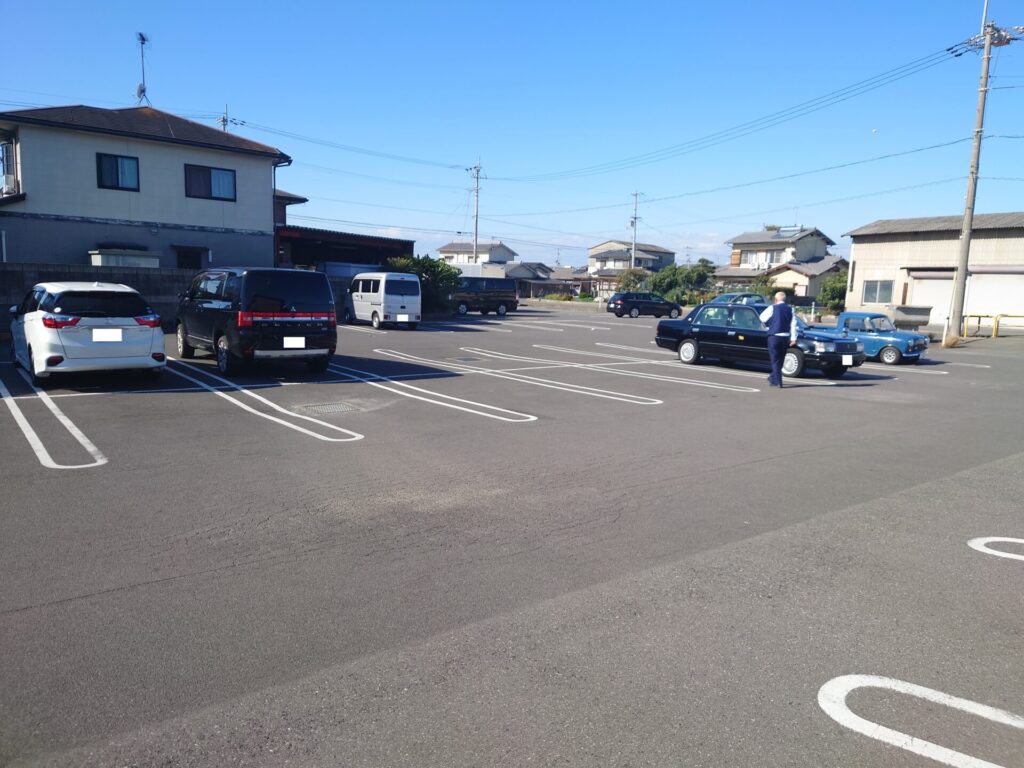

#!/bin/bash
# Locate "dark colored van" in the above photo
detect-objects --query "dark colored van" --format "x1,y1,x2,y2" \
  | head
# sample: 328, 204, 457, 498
175, 268, 337, 374
451, 277, 519, 316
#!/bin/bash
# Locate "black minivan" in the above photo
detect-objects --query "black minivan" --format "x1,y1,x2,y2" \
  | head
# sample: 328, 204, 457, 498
451, 277, 519, 316
175, 268, 337, 374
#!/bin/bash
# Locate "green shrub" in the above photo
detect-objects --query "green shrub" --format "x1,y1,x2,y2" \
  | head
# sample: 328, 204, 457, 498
544, 293, 573, 302
577, 293, 595, 302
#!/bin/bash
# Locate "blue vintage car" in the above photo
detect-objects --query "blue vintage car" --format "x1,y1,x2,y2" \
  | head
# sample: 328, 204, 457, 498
829, 312, 929, 364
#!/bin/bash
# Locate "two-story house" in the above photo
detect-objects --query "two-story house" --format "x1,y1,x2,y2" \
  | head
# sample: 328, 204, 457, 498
0, 105, 290, 268
438, 241, 518, 268
715, 226, 840, 296
587, 240, 674, 275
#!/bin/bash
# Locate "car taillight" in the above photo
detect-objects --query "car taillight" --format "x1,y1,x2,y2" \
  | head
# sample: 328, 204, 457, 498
45, 355, 64, 366
41, 314, 80, 329
151, 352, 166, 362
134, 314, 162, 328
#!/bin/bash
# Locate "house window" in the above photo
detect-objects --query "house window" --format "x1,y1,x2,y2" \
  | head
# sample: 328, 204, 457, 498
863, 280, 893, 304
96, 153, 139, 191
184, 164, 236, 201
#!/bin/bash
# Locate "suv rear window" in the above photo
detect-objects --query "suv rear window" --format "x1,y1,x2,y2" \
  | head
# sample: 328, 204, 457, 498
44, 291, 151, 317
241, 271, 334, 312
385, 279, 420, 296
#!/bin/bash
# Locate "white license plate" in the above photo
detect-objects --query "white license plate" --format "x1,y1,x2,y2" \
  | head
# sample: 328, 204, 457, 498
842, 354, 853, 366
283, 337, 305, 349
397, 314, 410, 322
92, 328, 123, 342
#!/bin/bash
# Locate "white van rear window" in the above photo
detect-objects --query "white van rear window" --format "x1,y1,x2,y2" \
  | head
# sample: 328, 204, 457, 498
385, 279, 420, 296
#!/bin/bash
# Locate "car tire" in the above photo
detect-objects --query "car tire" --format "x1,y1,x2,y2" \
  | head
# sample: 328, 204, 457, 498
879, 346, 902, 365
407, 322, 418, 330
371, 312, 381, 330
216, 335, 240, 375
822, 365, 848, 379
678, 339, 699, 364
496, 304, 507, 316
342, 307, 353, 324
176, 323, 195, 359
669, 308, 680, 319
629, 307, 640, 318
457, 302, 469, 315
307, 356, 330, 373
782, 347, 805, 378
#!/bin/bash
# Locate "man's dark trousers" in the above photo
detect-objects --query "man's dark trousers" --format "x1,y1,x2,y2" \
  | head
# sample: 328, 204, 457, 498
767, 336, 789, 386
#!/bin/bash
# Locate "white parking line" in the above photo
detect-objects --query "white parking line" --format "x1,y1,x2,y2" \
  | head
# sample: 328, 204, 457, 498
968, 537, 1024, 562
818, 674, 1024, 768
519, 320, 611, 331
466, 346, 758, 393
327, 363, 536, 422
375, 349, 662, 405
419, 321, 512, 333
485, 320, 563, 332
859, 363, 948, 375
947, 362, 992, 369
166, 358, 363, 442
337, 324, 388, 335
0, 373, 108, 470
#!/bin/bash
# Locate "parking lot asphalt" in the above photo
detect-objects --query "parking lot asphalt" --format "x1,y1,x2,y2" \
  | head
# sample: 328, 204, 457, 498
2, 308, 1023, 767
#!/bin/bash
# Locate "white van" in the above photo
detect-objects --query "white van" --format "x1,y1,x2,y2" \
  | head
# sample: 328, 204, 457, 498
343, 272, 422, 330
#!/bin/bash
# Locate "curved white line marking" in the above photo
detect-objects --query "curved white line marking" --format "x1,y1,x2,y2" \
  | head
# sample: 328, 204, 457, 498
818, 674, 1024, 768
467, 346, 757, 393
0, 376, 108, 469
375, 349, 661, 405
166, 358, 363, 442
968, 537, 1024, 562
336, 324, 387, 335
328, 364, 536, 422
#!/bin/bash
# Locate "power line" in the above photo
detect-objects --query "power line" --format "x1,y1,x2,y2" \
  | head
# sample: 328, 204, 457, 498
293, 160, 468, 190
496, 41, 974, 181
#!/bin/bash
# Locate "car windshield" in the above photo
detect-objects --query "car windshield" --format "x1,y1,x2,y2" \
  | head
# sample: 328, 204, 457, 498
385, 279, 420, 296
45, 291, 151, 317
871, 317, 896, 332
241, 271, 334, 311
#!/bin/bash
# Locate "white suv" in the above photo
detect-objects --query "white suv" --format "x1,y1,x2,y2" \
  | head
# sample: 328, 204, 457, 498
8, 282, 166, 385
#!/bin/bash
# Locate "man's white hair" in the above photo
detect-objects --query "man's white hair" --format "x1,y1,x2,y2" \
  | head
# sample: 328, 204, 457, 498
774, 291, 787, 302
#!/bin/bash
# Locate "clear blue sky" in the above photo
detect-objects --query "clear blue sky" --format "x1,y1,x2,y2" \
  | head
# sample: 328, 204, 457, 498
6, 1, 1022, 267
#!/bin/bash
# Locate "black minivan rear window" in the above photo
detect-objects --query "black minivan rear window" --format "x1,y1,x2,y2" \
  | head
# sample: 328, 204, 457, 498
44, 291, 151, 317
241, 271, 334, 312
385, 278, 420, 296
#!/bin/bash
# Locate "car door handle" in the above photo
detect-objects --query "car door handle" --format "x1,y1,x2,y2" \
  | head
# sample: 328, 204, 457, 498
728, 331, 736, 336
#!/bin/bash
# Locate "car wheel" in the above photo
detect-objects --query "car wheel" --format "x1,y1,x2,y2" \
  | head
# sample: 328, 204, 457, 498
176, 323, 195, 358
496, 304, 507, 316
669, 308, 680, 319
342, 307, 353, 324
371, 312, 381, 329
216, 335, 240, 375
879, 346, 902, 365
457, 302, 469, 315
822, 365, 848, 379
307, 355, 330, 373
407, 322, 418, 331
629, 307, 640, 318
782, 348, 805, 378
678, 339, 699, 364
26, 346, 47, 388
614, 311, 624, 318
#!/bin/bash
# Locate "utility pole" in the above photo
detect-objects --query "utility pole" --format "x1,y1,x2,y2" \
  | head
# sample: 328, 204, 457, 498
469, 164, 482, 263
630, 191, 640, 270
945, 21, 1019, 346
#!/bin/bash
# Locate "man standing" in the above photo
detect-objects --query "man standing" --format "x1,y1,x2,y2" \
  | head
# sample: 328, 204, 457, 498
759, 291, 797, 387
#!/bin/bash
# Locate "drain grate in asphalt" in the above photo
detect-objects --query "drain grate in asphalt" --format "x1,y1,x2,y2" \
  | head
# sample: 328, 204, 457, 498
300, 402, 359, 415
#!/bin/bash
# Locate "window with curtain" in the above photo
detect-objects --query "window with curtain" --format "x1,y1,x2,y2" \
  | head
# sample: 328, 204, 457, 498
184, 164, 236, 201
96, 153, 140, 191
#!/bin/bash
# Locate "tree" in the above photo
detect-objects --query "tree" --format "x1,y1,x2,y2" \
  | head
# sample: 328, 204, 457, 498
749, 274, 777, 298
649, 264, 679, 295
386, 254, 463, 313
616, 268, 648, 292
816, 268, 849, 312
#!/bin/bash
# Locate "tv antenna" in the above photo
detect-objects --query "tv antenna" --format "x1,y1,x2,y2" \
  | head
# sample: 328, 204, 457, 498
135, 32, 152, 106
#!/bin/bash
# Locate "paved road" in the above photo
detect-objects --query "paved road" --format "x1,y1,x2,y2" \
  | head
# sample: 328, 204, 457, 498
2, 310, 1022, 766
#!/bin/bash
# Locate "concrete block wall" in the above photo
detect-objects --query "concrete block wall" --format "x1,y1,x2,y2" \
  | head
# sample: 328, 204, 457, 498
1, 263, 196, 331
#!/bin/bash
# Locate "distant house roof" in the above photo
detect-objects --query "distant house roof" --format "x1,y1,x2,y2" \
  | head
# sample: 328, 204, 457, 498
845, 212, 1024, 238
591, 248, 660, 262
549, 266, 590, 280
715, 266, 767, 279
275, 225, 414, 247
438, 241, 518, 256
767, 254, 848, 278
590, 240, 674, 255
274, 189, 308, 205
726, 227, 836, 247
0, 105, 289, 161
